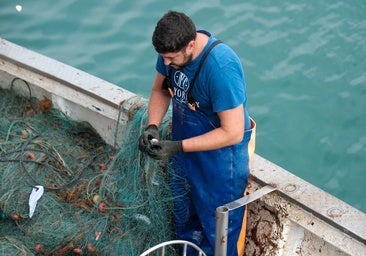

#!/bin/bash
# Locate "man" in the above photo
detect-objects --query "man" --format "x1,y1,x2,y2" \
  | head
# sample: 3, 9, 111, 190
139, 10, 254, 256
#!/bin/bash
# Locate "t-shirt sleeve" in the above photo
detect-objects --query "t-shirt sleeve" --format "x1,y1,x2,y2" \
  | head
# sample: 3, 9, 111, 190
209, 46, 246, 113
155, 56, 167, 76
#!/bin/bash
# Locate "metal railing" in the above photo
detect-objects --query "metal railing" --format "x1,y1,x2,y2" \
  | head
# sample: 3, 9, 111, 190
139, 240, 207, 256
214, 185, 276, 256
140, 185, 276, 256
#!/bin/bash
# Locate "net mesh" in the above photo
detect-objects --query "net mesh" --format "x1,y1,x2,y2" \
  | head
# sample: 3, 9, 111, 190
0, 83, 177, 255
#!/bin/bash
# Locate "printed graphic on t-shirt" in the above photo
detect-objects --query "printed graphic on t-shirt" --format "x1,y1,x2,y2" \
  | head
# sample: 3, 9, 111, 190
173, 70, 190, 104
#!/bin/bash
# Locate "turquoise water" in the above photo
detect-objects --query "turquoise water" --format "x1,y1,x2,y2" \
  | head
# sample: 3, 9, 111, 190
1, 1, 365, 212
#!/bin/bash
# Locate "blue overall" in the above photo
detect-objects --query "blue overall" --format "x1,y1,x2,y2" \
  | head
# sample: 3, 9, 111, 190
170, 99, 252, 256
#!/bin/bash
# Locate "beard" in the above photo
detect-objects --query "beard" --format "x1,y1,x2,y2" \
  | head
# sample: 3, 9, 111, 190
170, 52, 193, 70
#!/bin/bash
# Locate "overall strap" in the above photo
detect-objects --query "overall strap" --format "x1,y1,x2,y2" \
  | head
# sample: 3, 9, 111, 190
162, 39, 222, 109
188, 40, 222, 109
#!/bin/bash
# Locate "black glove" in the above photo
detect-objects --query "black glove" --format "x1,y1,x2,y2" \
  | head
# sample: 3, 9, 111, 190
146, 140, 183, 160
139, 124, 159, 152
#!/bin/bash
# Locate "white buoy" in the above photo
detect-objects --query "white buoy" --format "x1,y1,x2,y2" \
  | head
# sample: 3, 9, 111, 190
16, 5, 22, 12
150, 138, 159, 144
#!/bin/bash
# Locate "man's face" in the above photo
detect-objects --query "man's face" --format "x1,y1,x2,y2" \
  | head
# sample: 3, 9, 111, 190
160, 41, 194, 69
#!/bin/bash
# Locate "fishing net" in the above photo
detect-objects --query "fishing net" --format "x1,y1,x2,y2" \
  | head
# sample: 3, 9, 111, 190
0, 81, 178, 255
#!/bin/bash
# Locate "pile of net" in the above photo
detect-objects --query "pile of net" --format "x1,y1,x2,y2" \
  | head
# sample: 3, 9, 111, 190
0, 85, 177, 255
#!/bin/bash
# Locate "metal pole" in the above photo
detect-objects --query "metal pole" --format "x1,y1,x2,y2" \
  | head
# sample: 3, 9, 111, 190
214, 185, 276, 256
215, 206, 229, 256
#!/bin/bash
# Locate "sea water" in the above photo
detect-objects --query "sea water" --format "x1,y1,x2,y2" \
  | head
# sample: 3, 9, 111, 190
1, 0, 365, 212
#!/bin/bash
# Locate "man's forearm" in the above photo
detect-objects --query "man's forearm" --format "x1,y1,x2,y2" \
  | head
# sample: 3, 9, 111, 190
147, 89, 171, 127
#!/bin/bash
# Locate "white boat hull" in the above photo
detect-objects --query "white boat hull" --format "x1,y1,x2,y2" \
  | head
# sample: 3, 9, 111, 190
1, 38, 365, 255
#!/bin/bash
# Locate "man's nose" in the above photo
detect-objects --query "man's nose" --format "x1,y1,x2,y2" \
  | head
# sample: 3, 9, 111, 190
163, 58, 171, 66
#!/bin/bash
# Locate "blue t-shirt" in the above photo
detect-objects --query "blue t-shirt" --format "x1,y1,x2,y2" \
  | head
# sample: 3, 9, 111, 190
156, 31, 250, 129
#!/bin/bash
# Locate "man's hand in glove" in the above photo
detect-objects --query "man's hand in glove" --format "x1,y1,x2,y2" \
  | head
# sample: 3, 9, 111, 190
147, 140, 183, 160
139, 124, 159, 152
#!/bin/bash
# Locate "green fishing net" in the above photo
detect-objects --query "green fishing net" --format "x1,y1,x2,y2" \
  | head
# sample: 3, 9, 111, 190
0, 82, 177, 255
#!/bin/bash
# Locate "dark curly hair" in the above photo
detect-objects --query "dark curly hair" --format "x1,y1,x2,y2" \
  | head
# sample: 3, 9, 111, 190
152, 11, 196, 53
